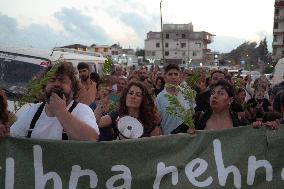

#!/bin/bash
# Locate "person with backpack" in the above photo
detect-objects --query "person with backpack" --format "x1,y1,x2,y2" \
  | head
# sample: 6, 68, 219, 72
10, 62, 99, 141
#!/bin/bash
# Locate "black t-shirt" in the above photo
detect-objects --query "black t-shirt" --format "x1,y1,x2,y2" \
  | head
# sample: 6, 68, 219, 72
194, 109, 248, 130
154, 87, 164, 96
230, 101, 244, 113
195, 89, 211, 112
246, 98, 271, 112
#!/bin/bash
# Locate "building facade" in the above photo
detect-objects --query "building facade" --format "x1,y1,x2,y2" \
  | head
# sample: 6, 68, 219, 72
88, 44, 123, 57
273, 0, 284, 61
144, 23, 214, 66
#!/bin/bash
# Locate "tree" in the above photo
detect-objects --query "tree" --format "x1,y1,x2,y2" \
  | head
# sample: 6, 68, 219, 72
257, 37, 269, 63
222, 37, 270, 70
222, 41, 258, 66
135, 49, 145, 57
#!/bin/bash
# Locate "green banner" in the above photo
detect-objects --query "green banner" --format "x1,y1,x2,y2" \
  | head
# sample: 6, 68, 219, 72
1, 126, 284, 189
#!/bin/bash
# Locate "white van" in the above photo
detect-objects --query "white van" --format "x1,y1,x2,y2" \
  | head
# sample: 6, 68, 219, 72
0, 46, 106, 111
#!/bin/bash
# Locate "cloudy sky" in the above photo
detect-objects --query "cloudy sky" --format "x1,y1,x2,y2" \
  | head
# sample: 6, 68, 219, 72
0, 0, 275, 53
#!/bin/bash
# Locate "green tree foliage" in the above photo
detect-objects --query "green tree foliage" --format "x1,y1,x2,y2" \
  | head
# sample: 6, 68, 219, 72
100, 57, 113, 82
222, 37, 270, 68
223, 41, 257, 65
135, 49, 145, 57
257, 37, 269, 63
14, 59, 62, 111
264, 65, 274, 74
165, 73, 199, 129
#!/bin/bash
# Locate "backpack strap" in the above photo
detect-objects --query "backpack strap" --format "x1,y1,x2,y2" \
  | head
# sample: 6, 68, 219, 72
27, 102, 46, 138
27, 101, 78, 140
62, 101, 78, 140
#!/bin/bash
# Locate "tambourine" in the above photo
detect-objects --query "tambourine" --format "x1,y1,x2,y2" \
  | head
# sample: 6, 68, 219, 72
116, 116, 144, 140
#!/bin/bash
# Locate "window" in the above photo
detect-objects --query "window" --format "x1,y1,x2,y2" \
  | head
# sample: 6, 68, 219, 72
275, 9, 279, 15
274, 35, 277, 42
282, 37, 284, 44
181, 43, 186, 48
146, 51, 151, 56
165, 43, 169, 48
193, 51, 197, 56
94, 48, 99, 52
166, 34, 169, 39
182, 52, 186, 56
156, 43, 160, 48
182, 34, 186, 38
0, 59, 43, 84
165, 51, 169, 56
195, 42, 202, 48
152, 51, 156, 56
175, 52, 177, 55
282, 50, 284, 55
104, 48, 108, 52
274, 22, 279, 29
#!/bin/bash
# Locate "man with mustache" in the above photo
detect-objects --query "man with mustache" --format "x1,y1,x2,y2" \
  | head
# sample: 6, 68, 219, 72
10, 62, 99, 141
77, 62, 97, 106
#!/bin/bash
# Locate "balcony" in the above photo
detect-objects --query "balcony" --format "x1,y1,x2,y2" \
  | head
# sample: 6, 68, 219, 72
272, 41, 284, 47
275, 15, 284, 21
202, 49, 211, 53
273, 28, 284, 33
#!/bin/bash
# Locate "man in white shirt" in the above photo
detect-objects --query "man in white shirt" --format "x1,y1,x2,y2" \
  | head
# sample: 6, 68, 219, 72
156, 64, 193, 135
10, 62, 99, 141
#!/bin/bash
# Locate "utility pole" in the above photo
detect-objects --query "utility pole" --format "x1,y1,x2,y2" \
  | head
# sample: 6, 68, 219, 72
160, 0, 165, 65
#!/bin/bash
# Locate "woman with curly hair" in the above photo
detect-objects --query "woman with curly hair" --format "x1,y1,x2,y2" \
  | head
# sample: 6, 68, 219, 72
98, 81, 161, 140
0, 89, 11, 137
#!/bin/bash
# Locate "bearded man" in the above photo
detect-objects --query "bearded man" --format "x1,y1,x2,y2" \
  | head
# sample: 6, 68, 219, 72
10, 62, 99, 141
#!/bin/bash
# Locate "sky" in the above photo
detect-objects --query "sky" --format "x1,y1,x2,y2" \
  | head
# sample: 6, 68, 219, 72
0, 0, 275, 53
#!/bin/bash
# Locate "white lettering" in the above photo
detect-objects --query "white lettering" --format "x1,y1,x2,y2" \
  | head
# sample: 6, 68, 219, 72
69, 165, 98, 189
185, 158, 213, 187
281, 167, 284, 180
153, 162, 178, 189
5, 158, 14, 189
34, 145, 62, 189
213, 139, 241, 189
106, 165, 131, 189
247, 156, 273, 185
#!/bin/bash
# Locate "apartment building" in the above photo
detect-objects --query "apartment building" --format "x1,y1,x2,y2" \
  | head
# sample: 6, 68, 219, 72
144, 23, 214, 65
273, 0, 284, 61
88, 44, 123, 57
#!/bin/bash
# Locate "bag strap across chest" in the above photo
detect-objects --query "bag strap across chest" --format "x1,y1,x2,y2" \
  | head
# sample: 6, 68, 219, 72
27, 101, 78, 140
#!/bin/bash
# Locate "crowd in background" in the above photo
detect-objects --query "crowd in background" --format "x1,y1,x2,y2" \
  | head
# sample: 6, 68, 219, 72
0, 61, 283, 141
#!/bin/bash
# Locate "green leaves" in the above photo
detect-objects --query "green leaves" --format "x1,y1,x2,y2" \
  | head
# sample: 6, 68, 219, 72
233, 78, 243, 90
109, 100, 118, 112
14, 59, 62, 112
165, 75, 198, 129
103, 57, 112, 75
101, 57, 113, 80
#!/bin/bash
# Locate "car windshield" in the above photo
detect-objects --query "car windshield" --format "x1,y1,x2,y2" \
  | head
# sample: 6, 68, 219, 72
0, 58, 44, 98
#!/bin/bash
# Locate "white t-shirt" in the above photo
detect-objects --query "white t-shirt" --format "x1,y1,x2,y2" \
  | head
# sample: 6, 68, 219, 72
10, 101, 99, 140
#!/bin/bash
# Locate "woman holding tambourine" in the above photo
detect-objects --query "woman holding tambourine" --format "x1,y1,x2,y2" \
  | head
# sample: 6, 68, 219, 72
98, 81, 161, 140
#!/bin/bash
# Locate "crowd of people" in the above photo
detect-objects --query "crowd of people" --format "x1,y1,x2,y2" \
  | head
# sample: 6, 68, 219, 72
0, 61, 282, 141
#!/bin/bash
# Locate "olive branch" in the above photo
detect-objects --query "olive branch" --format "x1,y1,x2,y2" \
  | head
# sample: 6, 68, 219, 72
233, 78, 243, 90
13, 58, 62, 112
100, 57, 113, 82
165, 73, 199, 129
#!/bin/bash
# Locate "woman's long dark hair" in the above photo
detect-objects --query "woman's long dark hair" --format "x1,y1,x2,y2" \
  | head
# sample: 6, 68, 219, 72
0, 90, 9, 124
118, 81, 156, 134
